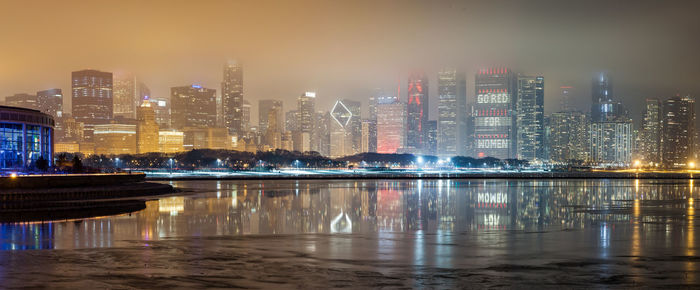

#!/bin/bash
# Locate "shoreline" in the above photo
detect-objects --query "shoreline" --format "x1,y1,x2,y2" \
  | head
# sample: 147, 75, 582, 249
145, 170, 700, 181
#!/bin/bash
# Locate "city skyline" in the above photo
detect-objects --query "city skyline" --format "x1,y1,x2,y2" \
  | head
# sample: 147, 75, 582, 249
1, 0, 699, 123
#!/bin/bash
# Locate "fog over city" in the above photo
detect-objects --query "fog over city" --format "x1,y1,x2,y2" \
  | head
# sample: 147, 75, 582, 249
1, 0, 699, 122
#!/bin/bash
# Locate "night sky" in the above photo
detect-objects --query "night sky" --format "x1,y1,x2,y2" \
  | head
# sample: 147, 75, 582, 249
1, 0, 699, 123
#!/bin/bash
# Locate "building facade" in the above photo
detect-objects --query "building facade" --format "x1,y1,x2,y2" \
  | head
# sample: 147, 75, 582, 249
72, 69, 113, 141
662, 96, 695, 168
640, 98, 662, 165
437, 68, 467, 157
589, 120, 633, 166
36, 89, 63, 119
406, 73, 428, 153
549, 111, 589, 163
170, 85, 217, 130
93, 123, 136, 155
0, 106, 54, 169
136, 100, 160, 154
516, 75, 545, 162
473, 68, 517, 159
376, 96, 406, 154
222, 62, 244, 136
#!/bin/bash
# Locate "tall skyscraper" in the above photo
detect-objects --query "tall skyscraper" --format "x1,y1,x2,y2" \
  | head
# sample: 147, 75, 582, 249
170, 85, 217, 129
406, 73, 428, 153
662, 96, 695, 167
590, 120, 633, 165
222, 62, 244, 135
516, 75, 545, 162
473, 68, 517, 159
294, 92, 316, 152
330, 100, 355, 157
113, 72, 136, 118
549, 111, 589, 163
590, 72, 626, 122
259, 99, 283, 134
4, 93, 38, 110
136, 99, 160, 153
263, 104, 283, 150
361, 119, 376, 153
149, 97, 170, 129
36, 89, 63, 119
437, 69, 467, 157
376, 96, 406, 154
72, 69, 113, 141
285, 110, 299, 132
640, 98, 662, 165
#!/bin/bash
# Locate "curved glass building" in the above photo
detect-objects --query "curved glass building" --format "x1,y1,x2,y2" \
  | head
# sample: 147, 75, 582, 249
0, 105, 54, 169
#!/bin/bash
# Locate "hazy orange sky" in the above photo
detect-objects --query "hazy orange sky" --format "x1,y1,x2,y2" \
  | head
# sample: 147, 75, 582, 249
1, 0, 699, 122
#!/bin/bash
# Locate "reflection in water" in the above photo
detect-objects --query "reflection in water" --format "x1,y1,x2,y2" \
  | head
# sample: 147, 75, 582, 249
0, 179, 697, 252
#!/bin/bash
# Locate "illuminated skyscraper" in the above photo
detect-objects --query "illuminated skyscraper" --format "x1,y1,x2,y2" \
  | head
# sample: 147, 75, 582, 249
113, 72, 136, 118
640, 98, 662, 165
406, 73, 428, 153
590, 120, 633, 165
136, 99, 160, 153
222, 62, 244, 135
259, 99, 283, 134
376, 96, 405, 154
170, 85, 217, 129
36, 89, 62, 119
549, 111, 589, 163
516, 75, 544, 162
361, 119, 376, 153
473, 68, 517, 159
159, 130, 184, 153
263, 103, 283, 150
294, 92, 316, 152
149, 97, 170, 129
662, 96, 695, 168
329, 100, 359, 157
72, 69, 113, 141
437, 68, 467, 156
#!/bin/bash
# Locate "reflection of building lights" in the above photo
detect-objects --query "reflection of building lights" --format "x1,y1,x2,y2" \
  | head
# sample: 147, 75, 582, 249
158, 197, 185, 216
330, 210, 352, 233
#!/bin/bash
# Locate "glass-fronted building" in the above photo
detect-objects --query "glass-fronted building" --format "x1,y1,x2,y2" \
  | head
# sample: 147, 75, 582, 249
0, 105, 54, 170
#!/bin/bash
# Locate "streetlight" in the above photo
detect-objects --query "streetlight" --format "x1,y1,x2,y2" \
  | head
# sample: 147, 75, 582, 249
169, 158, 174, 174
690, 161, 696, 170
115, 158, 120, 170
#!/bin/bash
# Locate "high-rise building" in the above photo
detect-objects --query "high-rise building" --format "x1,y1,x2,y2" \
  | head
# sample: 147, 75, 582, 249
242, 100, 251, 132
591, 72, 613, 120
36, 89, 63, 118
473, 68, 517, 159
294, 92, 316, 152
183, 127, 229, 150
437, 69, 467, 157
376, 96, 406, 154
516, 75, 545, 162
113, 72, 136, 118
136, 99, 160, 154
72, 69, 113, 141
5, 93, 38, 110
170, 85, 217, 130
259, 100, 283, 134
312, 111, 331, 156
590, 120, 633, 166
149, 97, 170, 129
549, 111, 589, 163
662, 96, 695, 168
361, 119, 376, 153
406, 73, 428, 153
263, 103, 283, 150
640, 98, 662, 165
329, 100, 357, 157
222, 62, 244, 135
285, 110, 298, 133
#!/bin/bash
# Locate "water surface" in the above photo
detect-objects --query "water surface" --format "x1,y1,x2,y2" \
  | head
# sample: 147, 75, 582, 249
0, 179, 697, 287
